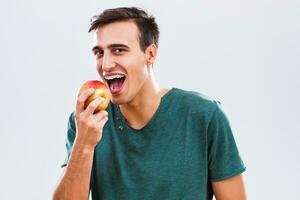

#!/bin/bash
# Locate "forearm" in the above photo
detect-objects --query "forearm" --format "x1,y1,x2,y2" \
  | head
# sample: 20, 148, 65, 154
53, 140, 95, 200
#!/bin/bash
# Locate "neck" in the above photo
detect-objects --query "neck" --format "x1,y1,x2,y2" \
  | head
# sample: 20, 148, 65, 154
119, 71, 169, 129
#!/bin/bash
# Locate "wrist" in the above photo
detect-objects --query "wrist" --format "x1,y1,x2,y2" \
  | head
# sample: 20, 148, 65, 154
73, 138, 96, 154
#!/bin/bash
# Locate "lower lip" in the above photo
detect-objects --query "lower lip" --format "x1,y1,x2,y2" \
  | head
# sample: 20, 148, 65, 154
109, 78, 126, 95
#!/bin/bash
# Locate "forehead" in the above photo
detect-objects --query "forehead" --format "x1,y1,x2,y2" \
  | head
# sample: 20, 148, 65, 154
93, 21, 140, 48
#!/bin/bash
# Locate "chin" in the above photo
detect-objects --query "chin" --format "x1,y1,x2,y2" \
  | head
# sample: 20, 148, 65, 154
110, 96, 127, 105
111, 93, 137, 106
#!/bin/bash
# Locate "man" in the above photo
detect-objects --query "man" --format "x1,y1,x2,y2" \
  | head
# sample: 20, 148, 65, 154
53, 7, 247, 200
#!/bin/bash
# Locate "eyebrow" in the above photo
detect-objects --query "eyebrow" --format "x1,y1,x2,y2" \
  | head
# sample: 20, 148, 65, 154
92, 44, 129, 52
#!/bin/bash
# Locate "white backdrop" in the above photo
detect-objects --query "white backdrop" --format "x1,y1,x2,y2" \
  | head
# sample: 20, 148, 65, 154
0, 0, 299, 199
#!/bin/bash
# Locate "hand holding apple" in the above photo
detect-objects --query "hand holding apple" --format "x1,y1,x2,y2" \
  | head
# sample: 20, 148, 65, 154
73, 80, 110, 150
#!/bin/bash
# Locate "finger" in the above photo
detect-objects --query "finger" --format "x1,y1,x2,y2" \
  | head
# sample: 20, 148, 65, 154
94, 115, 109, 130
76, 88, 95, 113
84, 97, 105, 116
92, 110, 108, 122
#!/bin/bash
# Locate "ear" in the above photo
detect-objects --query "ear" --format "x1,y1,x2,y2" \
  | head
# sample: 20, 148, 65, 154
145, 44, 157, 66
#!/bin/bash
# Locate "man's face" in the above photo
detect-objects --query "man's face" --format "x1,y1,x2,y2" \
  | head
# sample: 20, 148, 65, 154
92, 21, 150, 105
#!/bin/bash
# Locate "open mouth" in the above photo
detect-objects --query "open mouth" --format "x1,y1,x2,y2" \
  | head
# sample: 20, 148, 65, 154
104, 74, 126, 94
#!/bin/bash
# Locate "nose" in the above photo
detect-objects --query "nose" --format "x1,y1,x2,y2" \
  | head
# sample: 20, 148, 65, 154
101, 53, 115, 72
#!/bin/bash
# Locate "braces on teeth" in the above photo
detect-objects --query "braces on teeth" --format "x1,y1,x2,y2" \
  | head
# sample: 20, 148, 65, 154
105, 74, 125, 80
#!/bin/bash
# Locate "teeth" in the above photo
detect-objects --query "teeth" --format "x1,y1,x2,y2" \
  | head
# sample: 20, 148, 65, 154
104, 74, 125, 80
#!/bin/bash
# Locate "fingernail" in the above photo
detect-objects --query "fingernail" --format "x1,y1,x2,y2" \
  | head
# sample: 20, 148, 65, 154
97, 98, 103, 103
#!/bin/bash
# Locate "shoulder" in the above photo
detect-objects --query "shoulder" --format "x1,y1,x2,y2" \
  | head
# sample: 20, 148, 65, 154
171, 88, 221, 117
67, 111, 76, 131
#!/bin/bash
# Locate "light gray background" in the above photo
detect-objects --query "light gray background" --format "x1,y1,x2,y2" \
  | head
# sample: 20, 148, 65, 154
0, 0, 299, 199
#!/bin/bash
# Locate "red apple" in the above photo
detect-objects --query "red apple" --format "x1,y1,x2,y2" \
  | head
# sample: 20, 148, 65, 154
78, 80, 110, 113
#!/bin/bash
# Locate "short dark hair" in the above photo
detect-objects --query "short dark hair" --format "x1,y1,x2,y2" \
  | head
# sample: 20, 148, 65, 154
88, 7, 159, 51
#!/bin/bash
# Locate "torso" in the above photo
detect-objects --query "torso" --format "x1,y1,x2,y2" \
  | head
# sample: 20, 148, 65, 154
91, 88, 214, 199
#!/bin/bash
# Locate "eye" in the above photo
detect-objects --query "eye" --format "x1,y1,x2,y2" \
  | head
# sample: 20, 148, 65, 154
113, 48, 125, 54
93, 50, 103, 58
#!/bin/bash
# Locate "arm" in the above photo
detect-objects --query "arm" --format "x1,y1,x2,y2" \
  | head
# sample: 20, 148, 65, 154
53, 88, 108, 200
212, 174, 247, 200
208, 103, 247, 199
53, 141, 95, 200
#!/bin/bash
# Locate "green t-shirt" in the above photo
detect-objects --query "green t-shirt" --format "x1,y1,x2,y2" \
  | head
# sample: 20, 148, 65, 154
62, 88, 246, 200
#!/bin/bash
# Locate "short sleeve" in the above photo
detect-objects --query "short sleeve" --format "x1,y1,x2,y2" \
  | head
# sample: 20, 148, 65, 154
207, 102, 246, 181
61, 112, 76, 168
